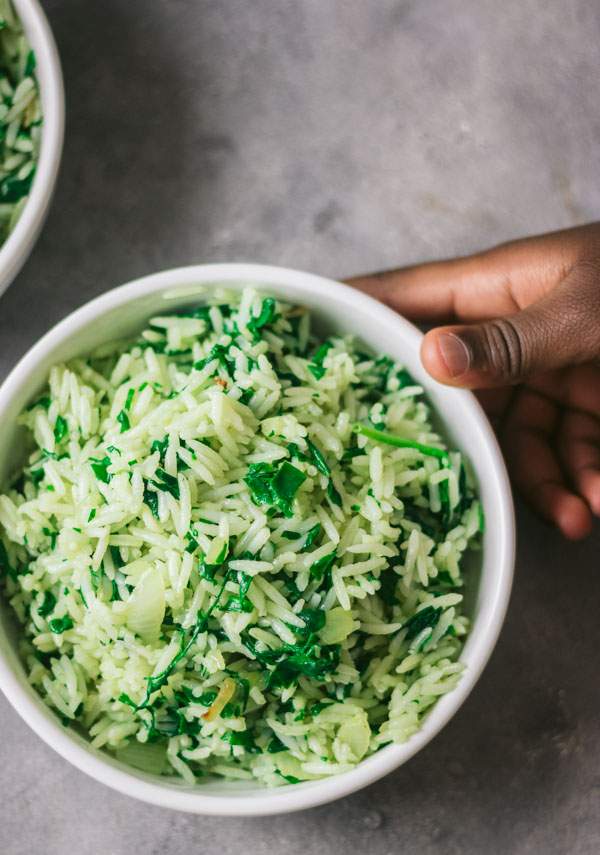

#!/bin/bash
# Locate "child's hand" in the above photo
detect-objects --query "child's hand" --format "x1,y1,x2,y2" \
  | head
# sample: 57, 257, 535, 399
348, 223, 600, 540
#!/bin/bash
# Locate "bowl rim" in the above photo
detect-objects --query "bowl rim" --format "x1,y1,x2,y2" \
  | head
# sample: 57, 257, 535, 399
0, 0, 65, 295
0, 263, 515, 815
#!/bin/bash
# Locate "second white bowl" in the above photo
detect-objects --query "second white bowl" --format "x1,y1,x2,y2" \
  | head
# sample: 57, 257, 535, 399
0, 0, 64, 297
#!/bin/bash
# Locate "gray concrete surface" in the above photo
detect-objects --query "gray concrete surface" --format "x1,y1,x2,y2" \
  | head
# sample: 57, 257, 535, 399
1, 0, 599, 852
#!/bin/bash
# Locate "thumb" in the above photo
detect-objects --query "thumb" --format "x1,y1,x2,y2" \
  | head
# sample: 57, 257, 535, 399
420, 263, 600, 388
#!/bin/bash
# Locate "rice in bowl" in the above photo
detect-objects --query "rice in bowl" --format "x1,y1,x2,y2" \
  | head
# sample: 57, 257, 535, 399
0, 286, 482, 786
0, 0, 42, 244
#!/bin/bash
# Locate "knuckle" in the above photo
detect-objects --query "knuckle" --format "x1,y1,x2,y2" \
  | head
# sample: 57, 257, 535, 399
480, 319, 524, 383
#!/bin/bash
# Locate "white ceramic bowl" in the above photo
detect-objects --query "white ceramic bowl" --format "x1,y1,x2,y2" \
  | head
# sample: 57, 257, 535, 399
0, 264, 515, 815
0, 0, 64, 297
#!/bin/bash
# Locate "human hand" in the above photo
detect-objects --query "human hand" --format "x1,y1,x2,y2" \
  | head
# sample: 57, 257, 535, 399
348, 223, 600, 540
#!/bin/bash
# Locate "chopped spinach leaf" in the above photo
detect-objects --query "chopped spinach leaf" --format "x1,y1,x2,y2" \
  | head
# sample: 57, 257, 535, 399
267, 736, 287, 753
143, 484, 160, 519
117, 410, 130, 432
151, 435, 169, 460
309, 551, 336, 581
32, 396, 51, 411
327, 480, 342, 507
185, 531, 199, 554
244, 460, 306, 518
151, 468, 180, 500
402, 606, 442, 640
298, 608, 326, 633
377, 567, 400, 606
225, 730, 261, 753
53, 415, 68, 444
90, 456, 112, 483
193, 343, 235, 376
42, 527, 57, 549
31, 465, 45, 486
0, 171, 34, 203
37, 591, 56, 617
303, 523, 321, 549
246, 297, 277, 341
341, 445, 365, 460
308, 363, 326, 380
48, 615, 73, 634
306, 438, 330, 476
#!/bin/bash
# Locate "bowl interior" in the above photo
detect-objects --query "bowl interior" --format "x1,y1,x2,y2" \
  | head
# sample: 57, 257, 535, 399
0, 266, 514, 814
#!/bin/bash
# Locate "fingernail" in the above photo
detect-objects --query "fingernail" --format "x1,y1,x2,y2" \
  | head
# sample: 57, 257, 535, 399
437, 333, 470, 377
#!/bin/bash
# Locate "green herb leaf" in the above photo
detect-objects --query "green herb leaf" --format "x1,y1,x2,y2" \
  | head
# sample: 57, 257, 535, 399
244, 461, 306, 518
193, 343, 235, 376
226, 730, 261, 753
24, 49, 36, 76
377, 567, 400, 606
0, 171, 34, 203
352, 424, 450, 464
37, 590, 56, 617
341, 445, 365, 461
303, 523, 321, 549
298, 608, 326, 633
42, 527, 57, 549
223, 595, 254, 613
327, 480, 342, 507
308, 363, 326, 380
276, 770, 301, 784
247, 297, 276, 341
90, 456, 112, 483
309, 551, 336, 581
287, 442, 309, 463
402, 606, 443, 640
308, 340, 333, 380
271, 462, 307, 516
151, 435, 169, 461
31, 466, 45, 486
306, 439, 330, 476
185, 531, 199, 554
53, 415, 68, 444
143, 485, 160, 519
151, 468, 180, 500
48, 615, 73, 634
267, 736, 287, 753
268, 643, 341, 688
117, 410, 130, 433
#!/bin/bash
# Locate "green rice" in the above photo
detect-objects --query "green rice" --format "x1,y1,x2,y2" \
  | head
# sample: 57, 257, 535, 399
0, 0, 41, 245
0, 287, 482, 786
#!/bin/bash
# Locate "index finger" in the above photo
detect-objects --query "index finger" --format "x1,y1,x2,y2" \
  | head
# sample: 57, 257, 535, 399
346, 254, 517, 323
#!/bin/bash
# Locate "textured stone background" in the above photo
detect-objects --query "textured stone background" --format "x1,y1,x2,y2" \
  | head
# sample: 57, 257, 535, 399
1, 1, 599, 852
